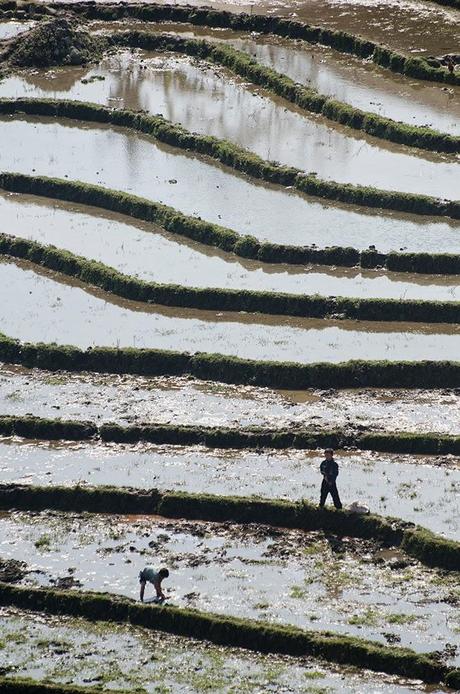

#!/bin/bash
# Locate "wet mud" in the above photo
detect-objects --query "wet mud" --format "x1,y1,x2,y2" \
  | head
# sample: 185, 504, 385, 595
104, 0, 460, 57
2, 362, 460, 435
0, 607, 445, 693
0, 557, 27, 583
3, 191, 460, 300
0, 439, 458, 538
2, 258, 460, 362
0, 511, 458, 661
6, 17, 105, 68
0, 69, 458, 201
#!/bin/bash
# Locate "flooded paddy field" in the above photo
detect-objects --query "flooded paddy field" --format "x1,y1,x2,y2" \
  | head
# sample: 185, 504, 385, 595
3, 191, 460, 300
3, 363, 460, 434
2, 257, 460, 361
1, 510, 459, 659
0, 68, 458, 201
89, 22, 460, 135
0, 439, 459, 538
1, 4, 459, 689
2, 180, 458, 262
0, 607, 444, 694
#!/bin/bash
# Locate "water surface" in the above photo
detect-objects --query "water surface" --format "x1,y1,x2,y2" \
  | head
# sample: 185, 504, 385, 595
2, 259, 460, 362
2, 363, 460, 433
1, 118, 458, 250
0, 439, 458, 538
2, 511, 458, 660
3, 192, 460, 300
0, 62, 457, 198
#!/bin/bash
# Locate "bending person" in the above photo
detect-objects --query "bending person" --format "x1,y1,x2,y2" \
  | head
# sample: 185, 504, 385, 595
139, 565, 169, 602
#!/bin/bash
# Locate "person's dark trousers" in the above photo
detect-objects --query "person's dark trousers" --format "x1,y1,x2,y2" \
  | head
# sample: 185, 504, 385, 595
320, 479, 342, 509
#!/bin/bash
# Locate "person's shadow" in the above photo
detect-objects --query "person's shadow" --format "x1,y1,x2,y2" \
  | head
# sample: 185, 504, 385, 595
143, 596, 167, 605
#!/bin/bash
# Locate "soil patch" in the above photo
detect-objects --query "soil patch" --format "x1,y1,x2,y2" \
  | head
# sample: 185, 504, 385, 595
8, 17, 106, 67
0, 557, 27, 583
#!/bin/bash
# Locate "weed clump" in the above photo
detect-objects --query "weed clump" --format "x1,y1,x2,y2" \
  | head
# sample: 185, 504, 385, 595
8, 18, 106, 67
0, 558, 27, 583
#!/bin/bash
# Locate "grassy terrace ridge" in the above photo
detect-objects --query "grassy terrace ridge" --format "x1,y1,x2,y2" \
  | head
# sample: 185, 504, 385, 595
0, 482, 459, 570
3, 413, 460, 455
0, 678, 111, 694
6, 233, 460, 324
1, 104, 458, 223
3, 332, 460, 389
0, 586, 459, 688
106, 31, 460, 154
426, 0, 460, 8
17, 0, 460, 86
1, 175, 460, 280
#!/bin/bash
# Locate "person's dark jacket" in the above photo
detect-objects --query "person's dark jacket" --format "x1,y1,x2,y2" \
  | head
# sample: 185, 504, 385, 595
320, 459, 339, 483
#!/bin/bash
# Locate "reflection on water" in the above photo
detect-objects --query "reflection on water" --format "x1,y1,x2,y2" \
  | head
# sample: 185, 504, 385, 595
2, 607, 414, 694
91, 22, 460, 135
0, 20, 34, 40
0, 55, 458, 199
107, 0, 459, 56
0, 118, 459, 253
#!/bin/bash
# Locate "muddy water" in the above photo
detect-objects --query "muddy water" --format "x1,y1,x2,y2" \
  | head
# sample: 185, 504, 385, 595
1, 439, 458, 538
92, 22, 460, 136
4, 192, 460, 300
0, 608, 444, 694
0, 62, 457, 201
92, 0, 460, 57
2, 258, 460, 362
1, 511, 458, 660
2, 363, 460, 434
1, 117, 459, 251
0, 20, 35, 40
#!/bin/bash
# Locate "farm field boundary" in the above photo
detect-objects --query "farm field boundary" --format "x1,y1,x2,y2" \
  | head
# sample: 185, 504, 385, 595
0, 678, 109, 694
0, 583, 459, 688
3, 415, 460, 456
1, 173, 460, 279
0, 482, 458, 570
424, 0, 460, 8
8, 1, 459, 85
1, 101, 459, 221
107, 31, 460, 154
5, 233, 460, 323
2, 332, 460, 389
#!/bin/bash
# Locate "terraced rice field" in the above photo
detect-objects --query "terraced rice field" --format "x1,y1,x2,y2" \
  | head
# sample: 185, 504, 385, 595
0, 0, 459, 692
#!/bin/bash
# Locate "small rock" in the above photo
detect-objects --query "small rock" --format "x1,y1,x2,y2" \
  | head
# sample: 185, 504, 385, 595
68, 47, 83, 65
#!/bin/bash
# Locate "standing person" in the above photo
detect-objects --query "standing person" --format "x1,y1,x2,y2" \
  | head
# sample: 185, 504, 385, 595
139, 566, 169, 602
319, 448, 342, 509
